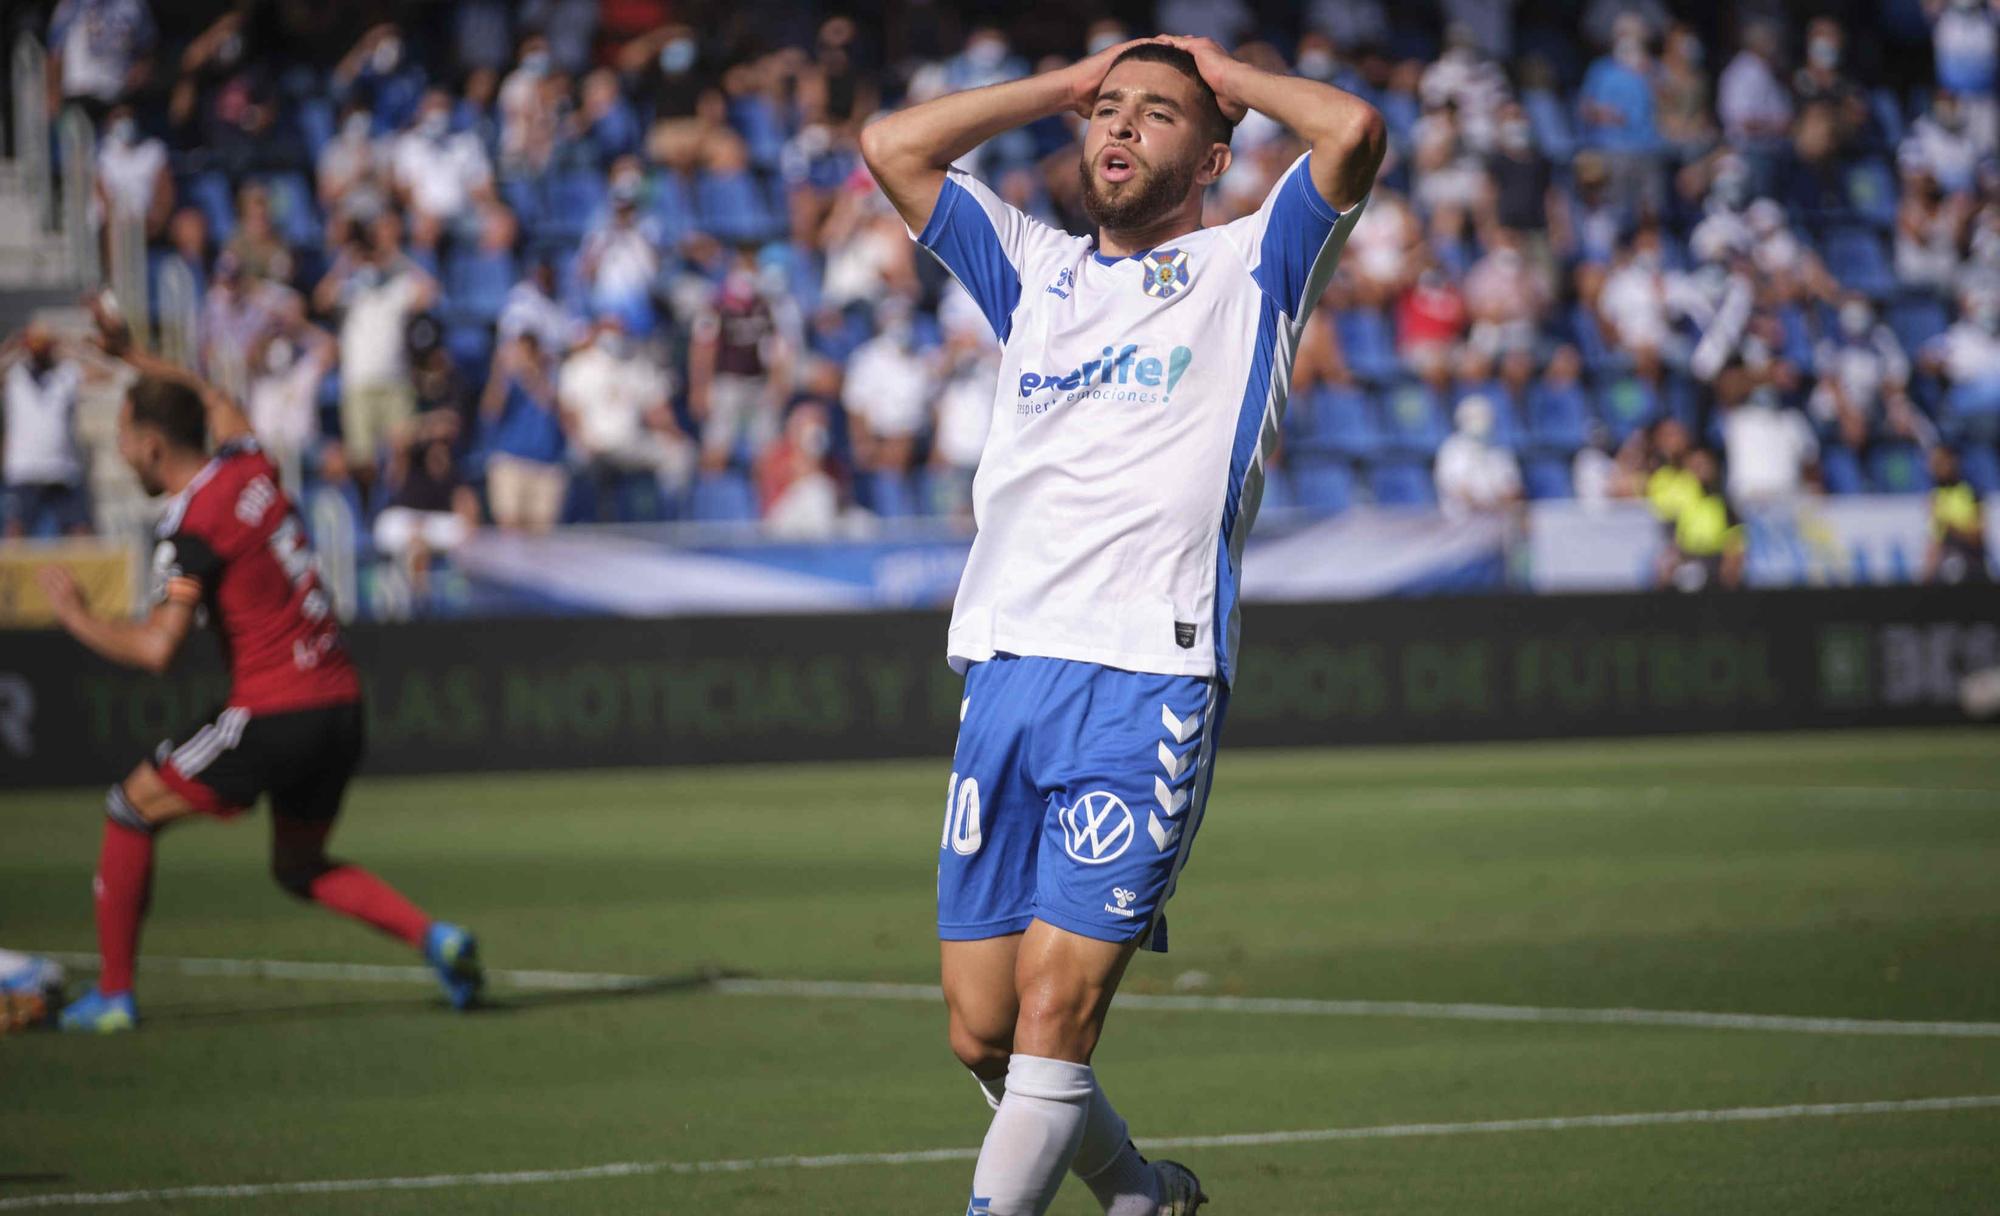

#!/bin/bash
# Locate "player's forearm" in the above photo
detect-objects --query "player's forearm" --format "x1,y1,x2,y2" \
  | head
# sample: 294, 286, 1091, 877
56, 611, 179, 674
1217, 64, 1384, 210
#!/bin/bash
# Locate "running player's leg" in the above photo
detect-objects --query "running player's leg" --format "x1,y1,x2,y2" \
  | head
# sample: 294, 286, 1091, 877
267, 815, 428, 947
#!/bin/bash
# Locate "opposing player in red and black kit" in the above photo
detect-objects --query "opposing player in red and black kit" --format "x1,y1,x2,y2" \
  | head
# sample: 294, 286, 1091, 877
37, 315, 481, 1032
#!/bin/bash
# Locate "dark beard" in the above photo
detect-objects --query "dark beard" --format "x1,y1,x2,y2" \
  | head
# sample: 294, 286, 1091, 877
1079, 151, 1196, 233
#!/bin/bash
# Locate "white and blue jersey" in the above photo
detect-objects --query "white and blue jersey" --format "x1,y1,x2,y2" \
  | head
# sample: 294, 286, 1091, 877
918, 153, 1364, 950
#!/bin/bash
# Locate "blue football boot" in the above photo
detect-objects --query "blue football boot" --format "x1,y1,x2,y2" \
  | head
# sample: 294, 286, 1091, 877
58, 987, 138, 1034
423, 922, 484, 1010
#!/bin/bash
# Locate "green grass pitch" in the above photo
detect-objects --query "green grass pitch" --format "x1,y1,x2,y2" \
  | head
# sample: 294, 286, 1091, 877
4, 728, 1998, 1213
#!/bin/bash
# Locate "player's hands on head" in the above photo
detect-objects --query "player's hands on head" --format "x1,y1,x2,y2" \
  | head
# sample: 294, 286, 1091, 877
35, 566, 84, 620
1062, 37, 1155, 117
1153, 35, 1250, 123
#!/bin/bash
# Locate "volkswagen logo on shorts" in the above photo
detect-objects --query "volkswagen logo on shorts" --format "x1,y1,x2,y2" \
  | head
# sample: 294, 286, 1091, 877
1059, 791, 1135, 865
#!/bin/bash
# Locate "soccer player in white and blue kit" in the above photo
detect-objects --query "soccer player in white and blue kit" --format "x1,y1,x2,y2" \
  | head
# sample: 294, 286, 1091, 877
862, 35, 1384, 1215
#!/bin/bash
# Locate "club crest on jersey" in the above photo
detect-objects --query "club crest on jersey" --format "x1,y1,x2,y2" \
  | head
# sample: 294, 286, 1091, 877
1140, 248, 1190, 298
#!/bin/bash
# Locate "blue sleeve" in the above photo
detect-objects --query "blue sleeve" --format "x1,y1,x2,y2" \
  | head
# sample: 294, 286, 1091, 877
1246, 153, 1350, 318
916, 176, 1024, 343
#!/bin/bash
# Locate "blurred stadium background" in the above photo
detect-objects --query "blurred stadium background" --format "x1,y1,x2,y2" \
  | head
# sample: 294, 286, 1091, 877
1, 0, 1997, 1212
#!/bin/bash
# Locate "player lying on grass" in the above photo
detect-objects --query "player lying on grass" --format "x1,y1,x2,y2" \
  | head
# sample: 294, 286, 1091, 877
36, 303, 482, 1032
861, 34, 1383, 1216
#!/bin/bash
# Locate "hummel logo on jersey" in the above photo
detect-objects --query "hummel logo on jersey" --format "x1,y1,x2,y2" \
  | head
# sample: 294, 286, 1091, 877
1059, 790, 1135, 865
1140, 247, 1191, 298
1017, 343, 1194, 413
1045, 267, 1074, 299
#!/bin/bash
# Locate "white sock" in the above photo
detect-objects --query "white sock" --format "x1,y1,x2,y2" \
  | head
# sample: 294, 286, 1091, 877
1072, 1085, 1161, 1216
967, 1054, 1095, 1216
972, 1071, 1159, 1216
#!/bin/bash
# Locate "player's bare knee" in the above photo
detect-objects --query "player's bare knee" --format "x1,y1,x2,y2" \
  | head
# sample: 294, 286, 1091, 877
105, 783, 158, 835
1012, 983, 1108, 1062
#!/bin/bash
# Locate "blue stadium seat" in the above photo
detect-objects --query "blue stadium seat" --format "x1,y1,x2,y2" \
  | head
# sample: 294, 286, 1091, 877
1958, 443, 2000, 494
1571, 303, 1628, 375
1289, 456, 1353, 513
1369, 459, 1436, 507
1822, 226, 1896, 299
696, 170, 777, 245
1333, 308, 1400, 384
499, 175, 541, 229
446, 248, 517, 323
1595, 376, 1660, 444
690, 472, 758, 522
296, 97, 336, 161
542, 170, 606, 243
862, 470, 918, 518
187, 171, 237, 243
445, 323, 494, 379
1292, 384, 1381, 459
1523, 455, 1575, 500
1888, 292, 1950, 354
1456, 385, 1525, 450
1867, 442, 1932, 494
1379, 380, 1449, 457
649, 171, 695, 249
1869, 89, 1906, 148
1527, 383, 1592, 454
1820, 445, 1868, 494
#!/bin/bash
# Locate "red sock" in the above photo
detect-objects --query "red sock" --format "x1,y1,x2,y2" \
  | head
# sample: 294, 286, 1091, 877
308, 865, 432, 947
94, 821, 155, 995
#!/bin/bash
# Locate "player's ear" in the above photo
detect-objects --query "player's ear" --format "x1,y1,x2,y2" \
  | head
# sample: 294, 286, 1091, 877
1197, 142, 1231, 186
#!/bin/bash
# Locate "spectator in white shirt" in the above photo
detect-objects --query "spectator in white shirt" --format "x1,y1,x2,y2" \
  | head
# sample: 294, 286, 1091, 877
313, 212, 438, 485
392, 90, 495, 252
841, 297, 936, 473
92, 106, 171, 243
1434, 395, 1523, 518
1899, 91, 1985, 195
1716, 21, 1794, 146
1, 324, 91, 538
245, 297, 336, 493
318, 104, 391, 230
497, 259, 578, 355
1811, 296, 1926, 452
557, 316, 695, 514
931, 321, 998, 519
48, 0, 154, 113
1721, 376, 1819, 504
577, 163, 664, 331
1922, 288, 2000, 441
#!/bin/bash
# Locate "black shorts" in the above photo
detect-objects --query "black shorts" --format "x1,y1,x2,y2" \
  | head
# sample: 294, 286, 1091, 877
154, 700, 365, 821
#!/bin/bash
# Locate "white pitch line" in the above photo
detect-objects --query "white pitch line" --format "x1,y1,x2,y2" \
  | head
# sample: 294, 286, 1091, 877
1, 1095, 1994, 1211
41, 953, 2000, 1040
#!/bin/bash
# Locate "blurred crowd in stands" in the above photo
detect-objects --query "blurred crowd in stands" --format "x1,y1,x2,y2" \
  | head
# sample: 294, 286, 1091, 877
1, 0, 1994, 590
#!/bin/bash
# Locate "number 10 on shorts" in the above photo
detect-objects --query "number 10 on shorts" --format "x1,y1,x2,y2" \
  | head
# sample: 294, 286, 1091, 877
942, 772, 982, 856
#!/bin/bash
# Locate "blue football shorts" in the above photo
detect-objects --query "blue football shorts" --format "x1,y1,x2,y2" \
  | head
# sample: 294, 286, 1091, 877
937, 654, 1229, 953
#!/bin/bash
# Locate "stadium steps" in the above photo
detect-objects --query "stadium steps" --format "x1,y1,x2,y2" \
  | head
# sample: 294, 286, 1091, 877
0, 162, 79, 290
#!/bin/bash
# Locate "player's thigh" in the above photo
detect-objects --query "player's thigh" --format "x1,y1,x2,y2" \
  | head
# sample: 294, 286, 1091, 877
1032, 668, 1222, 953
267, 702, 366, 825
115, 762, 207, 829
937, 659, 1049, 945
154, 705, 267, 819
1010, 918, 1143, 1062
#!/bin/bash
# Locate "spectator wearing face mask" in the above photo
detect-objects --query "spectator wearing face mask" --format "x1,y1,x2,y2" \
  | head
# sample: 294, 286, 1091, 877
481, 333, 568, 533
1654, 24, 1716, 156
623, 24, 706, 122
1, 324, 91, 539
842, 296, 936, 475
392, 90, 496, 251
1792, 17, 1869, 154
200, 251, 291, 400
47, 0, 155, 118
690, 245, 793, 474
756, 400, 850, 539
313, 211, 439, 486
331, 23, 424, 133
1901, 90, 1984, 196
318, 103, 390, 229
499, 34, 562, 176
1922, 288, 2000, 443
558, 315, 695, 519
92, 105, 172, 244
1720, 369, 1820, 505
1932, 0, 1998, 135
578, 162, 665, 332
1717, 20, 1794, 148
930, 304, 998, 519
1577, 15, 1663, 213
1434, 395, 1523, 519
244, 298, 335, 493
1811, 295, 1928, 455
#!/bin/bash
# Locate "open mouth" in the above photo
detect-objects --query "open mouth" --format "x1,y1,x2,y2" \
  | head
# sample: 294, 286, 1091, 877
1099, 147, 1137, 184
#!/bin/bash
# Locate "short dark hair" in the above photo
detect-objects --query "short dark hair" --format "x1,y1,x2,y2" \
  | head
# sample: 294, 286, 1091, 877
128, 375, 207, 452
1105, 43, 1236, 148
